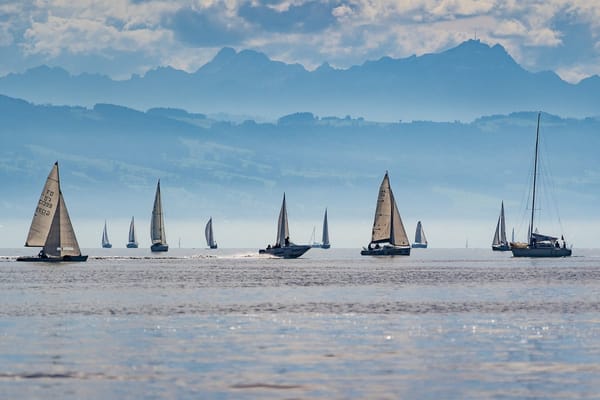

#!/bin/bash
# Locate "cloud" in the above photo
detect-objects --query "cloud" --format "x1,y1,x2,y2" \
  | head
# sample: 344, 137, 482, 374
166, 5, 246, 47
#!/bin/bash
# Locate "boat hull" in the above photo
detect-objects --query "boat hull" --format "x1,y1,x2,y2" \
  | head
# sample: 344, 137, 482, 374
209, 245, 218, 249
17, 255, 88, 262
361, 246, 411, 256
411, 243, 427, 249
126, 243, 139, 248
151, 243, 169, 252
321, 244, 331, 249
259, 245, 311, 259
102, 244, 112, 249
511, 247, 571, 257
492, 244, 510, 251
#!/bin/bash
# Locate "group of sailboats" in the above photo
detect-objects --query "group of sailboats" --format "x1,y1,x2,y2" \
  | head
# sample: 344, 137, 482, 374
15, 114, 571, 262
491, 113, 571, 257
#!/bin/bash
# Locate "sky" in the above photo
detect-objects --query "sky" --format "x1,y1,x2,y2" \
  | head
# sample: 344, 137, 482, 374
1, 0, 600, 83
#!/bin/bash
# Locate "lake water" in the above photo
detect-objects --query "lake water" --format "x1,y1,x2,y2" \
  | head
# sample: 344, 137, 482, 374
1, 247, 600, 399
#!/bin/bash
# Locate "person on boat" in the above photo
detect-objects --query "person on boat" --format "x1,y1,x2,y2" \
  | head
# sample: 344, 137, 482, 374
375, 243, 380, 249
368, 243, 373, 250
38, 249, 48, 259
267, 244, 271, 250
285, 236, 290, 247
555, 241, 560, 249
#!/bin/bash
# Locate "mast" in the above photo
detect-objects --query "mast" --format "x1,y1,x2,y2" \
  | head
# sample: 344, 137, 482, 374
529, 113, 541, 244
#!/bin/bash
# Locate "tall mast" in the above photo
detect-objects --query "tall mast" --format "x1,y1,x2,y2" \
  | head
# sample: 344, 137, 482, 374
529, 112, 541, 244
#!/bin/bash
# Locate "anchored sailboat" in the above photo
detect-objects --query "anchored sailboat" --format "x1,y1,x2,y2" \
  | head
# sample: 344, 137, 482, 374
511, 113, 571, 257
150, 180, 168, 252
361, 171, 411, 256
411, 221, 428, 249
17, 162, 88, 262
205, 217, 218, 249
102, 220, 112, 248
259, 193, 311, 258
492, 201, 510, 251
127, 216, 138, 248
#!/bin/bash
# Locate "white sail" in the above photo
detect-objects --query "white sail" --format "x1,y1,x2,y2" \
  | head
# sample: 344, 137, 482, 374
43, 191, 81, 257
414, 221, 427, 245
25, 162, 60, 247
276, 193, 290, 247
205, 217, 216, 248
322, 209, 329, 246
493, 202, 507, 246
150, 180, 167, 245
371, 172, 409, 246
128, 216, 137, 245
102, 221, 111, 247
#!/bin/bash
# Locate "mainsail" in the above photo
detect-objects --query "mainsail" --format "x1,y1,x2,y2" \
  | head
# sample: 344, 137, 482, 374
492, 201, 507, 246
276, 193, 290, 246
322, 208, 330, 246
414, 221, 427, 245
102, 221, 111, 247
150, 180, 167, 245
128, 216, 137, 245
205, 217, 216, 248
370, 172, 409, 246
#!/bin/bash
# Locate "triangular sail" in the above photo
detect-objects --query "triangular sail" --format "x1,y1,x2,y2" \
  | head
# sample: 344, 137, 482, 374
102, 221, 110, 246
26, 163, 60, 247
150, 180, 167, 244
205, 217, 215, 247
414, 221, 427, 244
276, 194, 290, 246
128, 216, 137, 244
499, 202, 507, 243
371, 172, 409, 246
43, 192, 81, 257
322, 209, 329, 246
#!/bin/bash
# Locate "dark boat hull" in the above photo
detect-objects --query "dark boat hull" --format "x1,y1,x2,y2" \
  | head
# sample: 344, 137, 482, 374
492, 244, 510, 251
511, 247, 571, 257
17, 255, 88, 262
321, 244, 331, 249
209, 245, 218, 249
411, 243, 427, 249
361, 246, 411, 256
102, 244, 112, 249
126, 243, 139, 248
151, 243, 169, 252
259, 245, 311, 259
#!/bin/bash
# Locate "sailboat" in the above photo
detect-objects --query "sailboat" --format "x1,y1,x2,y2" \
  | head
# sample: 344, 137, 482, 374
205, 217, 218, 249
321, 208, 330, 249
101, 220, 112, 248
511, 113, 571, 257
361, 171, 411, 256
17, 162, 88, 262
411, 220, 428, 248
259, 193, 311, 258
491, 201, 510, 251
150, 179, 168, 252
126, 216, 138, 248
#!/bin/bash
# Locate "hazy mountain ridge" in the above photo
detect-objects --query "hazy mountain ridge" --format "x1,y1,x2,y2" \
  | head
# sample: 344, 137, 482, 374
1, 94, 599, 227
1, 40, 598, 122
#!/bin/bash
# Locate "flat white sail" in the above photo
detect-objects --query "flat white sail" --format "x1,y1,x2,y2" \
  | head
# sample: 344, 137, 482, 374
276, 193, 290, 246
322, 209, 330, 246
26, 163, 60, 247
43, 191, 81, 257
102, 221, 111, 247
492, 202, 507, 245
414, 221, 427, 245
150, 180, 167, 245
371, 173, 409, 246
128, 216, 137, 245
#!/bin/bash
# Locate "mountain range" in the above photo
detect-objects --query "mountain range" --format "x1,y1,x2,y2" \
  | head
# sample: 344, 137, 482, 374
1, 40, 599, 122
